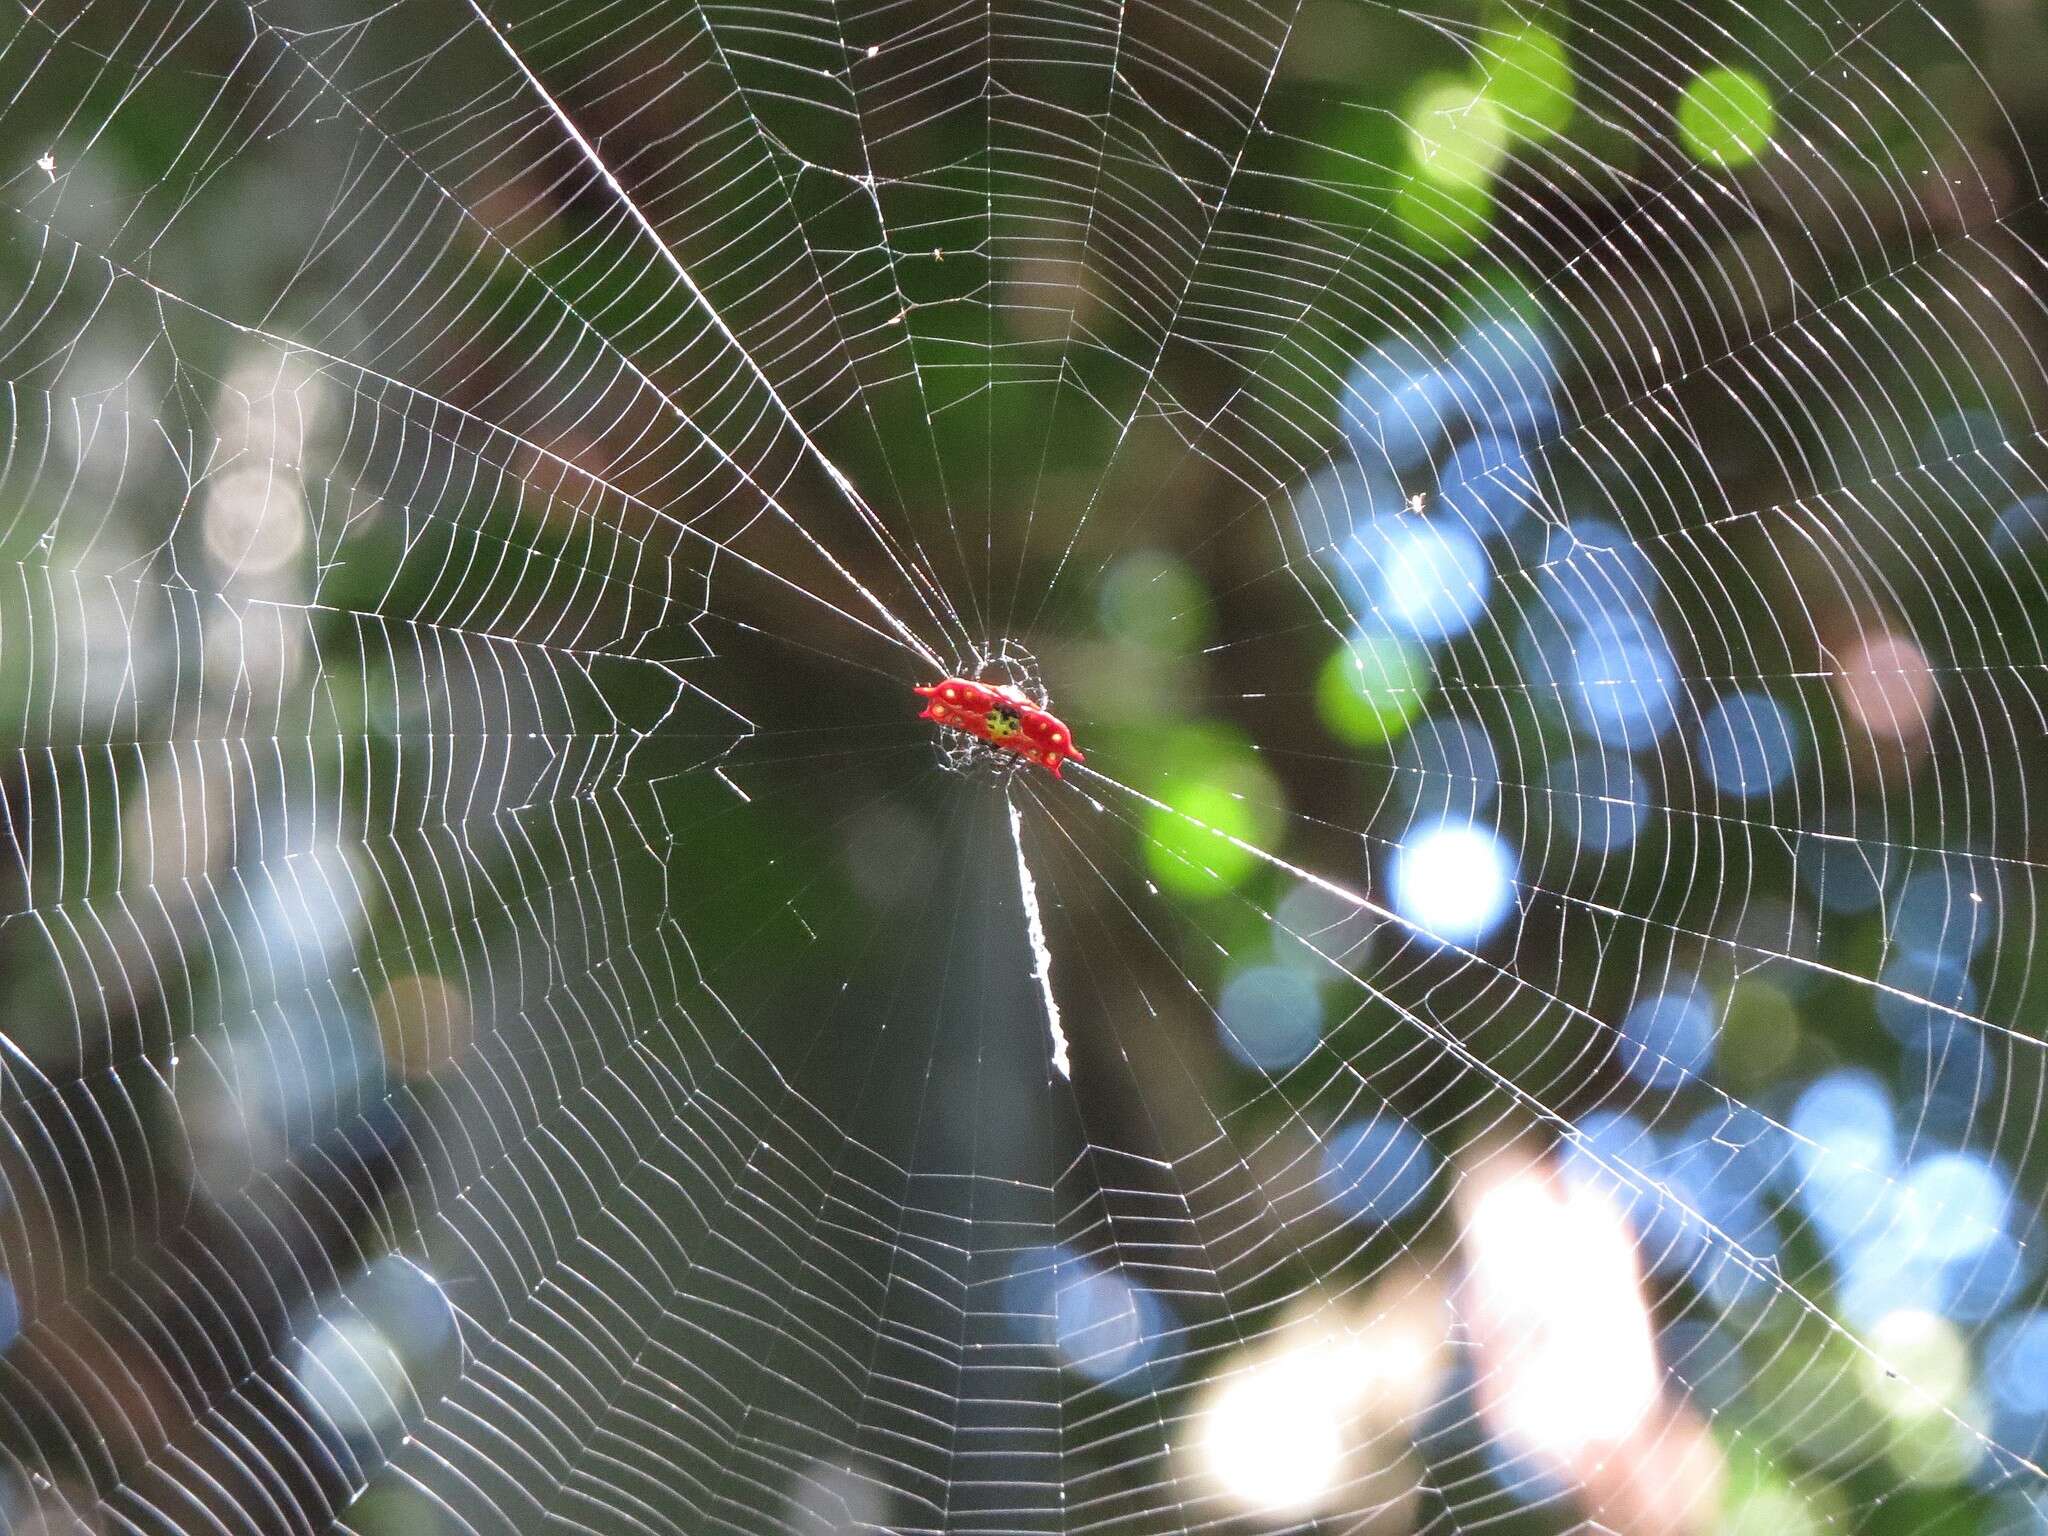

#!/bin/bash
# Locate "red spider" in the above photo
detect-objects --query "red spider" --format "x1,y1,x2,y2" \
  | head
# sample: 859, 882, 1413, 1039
915, 678, 1086, 777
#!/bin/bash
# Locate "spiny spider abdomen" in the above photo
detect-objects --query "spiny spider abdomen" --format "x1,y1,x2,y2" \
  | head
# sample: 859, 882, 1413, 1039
915, 678, 1085, 777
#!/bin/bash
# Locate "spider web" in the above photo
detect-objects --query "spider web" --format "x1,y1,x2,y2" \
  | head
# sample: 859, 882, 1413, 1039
0, 0, 2046, 1533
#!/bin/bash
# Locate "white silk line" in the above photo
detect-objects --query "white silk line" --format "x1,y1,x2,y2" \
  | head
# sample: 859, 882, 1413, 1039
1008, 800, 1071, 1081
465, 0, 950, 676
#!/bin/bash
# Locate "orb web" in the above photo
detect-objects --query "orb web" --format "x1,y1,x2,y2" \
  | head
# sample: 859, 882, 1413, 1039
0, 2, 2045, 1535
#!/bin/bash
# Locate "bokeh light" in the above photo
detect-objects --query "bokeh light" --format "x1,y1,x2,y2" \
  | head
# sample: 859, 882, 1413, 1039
1407, 76, 1511, 189
1460, 1149, 1661, 1476
1341, 340, 1454, 470
1696, 689, 1802, 799
1891, 863, 1992, 962
290, 1313, 410, 1449
1273, 877, 1381, 974
1196, 1346, 1349, 1516
1479, 23, 1575, 142
1987, 1311, 2048, 1417
1559, 614, 1681, 750
1100, 549, 1213, 651
1896, 1151, 2009, 1265
1676, 66, 1778, 166
1446, 311, 1561, 443
1374, 518, 1492, 642
1321, 1111, 1437, 1223
1140, 731, 1284, 899
1318, 629, 1430, 746
1795, 828, 1888, 915
1438, 432, 1539, 535
1387, 816, 1518, 945
1191, 1285, 1450, 1521
1836, 629, 1937, 748
1789, 1069, 1899, 1244
1007, 1246, 1176, 1390
1543, 748, 1651, 855
1616, 979, 1717, 1090
1218, 963, 1324, 1070
1876, 947, 1978, 1044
